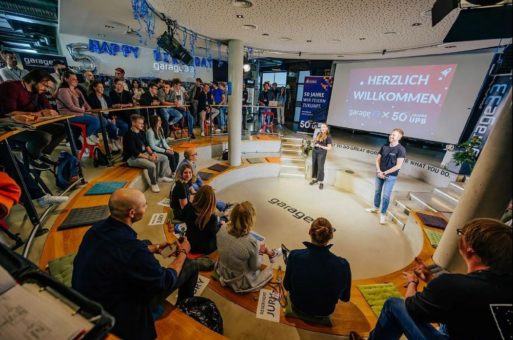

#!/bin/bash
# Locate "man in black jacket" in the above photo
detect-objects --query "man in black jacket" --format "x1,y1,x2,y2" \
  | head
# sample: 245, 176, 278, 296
366, 218, 512, 340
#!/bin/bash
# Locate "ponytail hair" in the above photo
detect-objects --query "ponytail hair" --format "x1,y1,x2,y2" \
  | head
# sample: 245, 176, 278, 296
309, 217, 334, 245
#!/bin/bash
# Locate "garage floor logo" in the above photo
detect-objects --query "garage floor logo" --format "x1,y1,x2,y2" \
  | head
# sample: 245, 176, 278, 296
268, 198, 314, 223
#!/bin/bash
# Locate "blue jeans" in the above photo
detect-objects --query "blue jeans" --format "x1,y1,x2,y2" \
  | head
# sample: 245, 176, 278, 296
70, 114, 100, 137
114, 118, 129, 137
178, 108, 195, 136
373, 175, 397, 214
369, 298, 449, 340
101, 116, 118, 139
161, 107, 183, 126
218, 107, 227, 129
192, 179, 228, 211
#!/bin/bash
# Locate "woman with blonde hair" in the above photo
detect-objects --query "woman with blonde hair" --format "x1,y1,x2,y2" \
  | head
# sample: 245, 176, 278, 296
215, 201, 282, 293
310, 123, 333, 190
170, 163, 196, 219
182, 185, 221, 255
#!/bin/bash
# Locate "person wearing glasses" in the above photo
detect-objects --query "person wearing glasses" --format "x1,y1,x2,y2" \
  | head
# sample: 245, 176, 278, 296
360, 218, 512, 340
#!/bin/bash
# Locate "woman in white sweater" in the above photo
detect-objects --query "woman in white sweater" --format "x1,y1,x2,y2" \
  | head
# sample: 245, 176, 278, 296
146, 115, 180, 174
215, 201, 282, 293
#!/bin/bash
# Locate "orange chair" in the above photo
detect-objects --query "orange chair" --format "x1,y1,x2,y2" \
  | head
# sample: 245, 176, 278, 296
261, 111, 274, 134
71, 123, 98, 160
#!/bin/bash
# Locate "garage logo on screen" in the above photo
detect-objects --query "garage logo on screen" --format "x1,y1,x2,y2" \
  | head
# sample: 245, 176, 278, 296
344, 64, 457, 128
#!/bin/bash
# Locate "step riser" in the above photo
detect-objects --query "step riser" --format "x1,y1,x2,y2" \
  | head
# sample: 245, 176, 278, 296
409, 194, 439, 213
449, 182, 465, 192
433, 188, 459, 205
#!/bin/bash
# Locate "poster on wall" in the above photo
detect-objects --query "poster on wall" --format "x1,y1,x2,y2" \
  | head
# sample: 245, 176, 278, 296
18, 52, 67, 73
298, 76, 333, 133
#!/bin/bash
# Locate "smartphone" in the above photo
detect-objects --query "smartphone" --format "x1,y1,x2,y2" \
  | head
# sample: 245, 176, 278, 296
160, 243, 177, 258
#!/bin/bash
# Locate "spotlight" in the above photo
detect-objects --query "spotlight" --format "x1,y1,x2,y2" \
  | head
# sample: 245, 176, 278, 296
382, 49, 387, 55
243, 64, 251, 72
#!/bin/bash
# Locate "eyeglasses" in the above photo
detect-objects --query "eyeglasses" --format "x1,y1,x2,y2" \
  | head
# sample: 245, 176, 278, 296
456, 228, 464, 236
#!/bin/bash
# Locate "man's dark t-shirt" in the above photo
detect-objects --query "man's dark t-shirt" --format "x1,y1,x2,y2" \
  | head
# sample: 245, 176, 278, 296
123, 129, 148, 161
379, 143, 406, 176
182, 203, 220, 254
405, 270, 513, 340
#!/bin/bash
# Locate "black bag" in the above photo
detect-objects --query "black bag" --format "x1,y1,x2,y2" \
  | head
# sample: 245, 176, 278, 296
221, 149, 228, 161
93, 147, 109, 167
176, 297, 224, 334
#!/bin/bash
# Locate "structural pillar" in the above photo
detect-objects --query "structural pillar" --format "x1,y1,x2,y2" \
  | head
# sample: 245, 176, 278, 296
433, 90, 512, 272
227, 39, 244, 166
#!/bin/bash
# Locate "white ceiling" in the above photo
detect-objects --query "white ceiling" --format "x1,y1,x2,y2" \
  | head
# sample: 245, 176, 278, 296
60, 0, 510, 60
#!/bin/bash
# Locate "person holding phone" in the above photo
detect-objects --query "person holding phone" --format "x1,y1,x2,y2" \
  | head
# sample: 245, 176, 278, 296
309, 123, 332, 190
170, 163, 196, 220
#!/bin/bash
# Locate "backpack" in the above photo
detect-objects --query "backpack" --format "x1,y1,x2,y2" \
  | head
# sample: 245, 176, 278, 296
176, 297, 224, 334
93, 146, 109, 167
56, 151, 80, 189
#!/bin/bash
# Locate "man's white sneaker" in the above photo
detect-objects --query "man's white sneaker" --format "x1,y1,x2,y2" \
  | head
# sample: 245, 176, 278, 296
36, 194, 69, 208
151, 184, 161, 193
110, 142, 119, 152
158, 177, 173, 183
114, 139, 123, 150
200, 131, 205, 137
87, 135, 99, 145
379, 214, 387, 225
366, 207, 379, 213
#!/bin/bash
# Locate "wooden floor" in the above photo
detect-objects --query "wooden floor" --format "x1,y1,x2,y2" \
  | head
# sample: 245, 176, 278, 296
38, 142, 443, 338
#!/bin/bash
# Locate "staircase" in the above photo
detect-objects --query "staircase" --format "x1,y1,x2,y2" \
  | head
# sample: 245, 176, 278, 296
388, 181, 467, 229
279, 137, 306, 178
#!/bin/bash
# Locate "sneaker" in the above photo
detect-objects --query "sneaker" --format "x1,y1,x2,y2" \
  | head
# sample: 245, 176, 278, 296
86, 135, 99, 145
115, 139, 123, 150
319, 183, 324, 190
83, 148, 90, 158
195, 257, 215, 272
110, 141, 119, 152
30, 159, 51, 171
40, 154, 57, 166
366, 207, 379, 213
201, 131, 205, 137
151, 184, 161, 193
158, 176, 173, 183
380, 214, 387, 225
215, 128, 221, 133
309, 180, 318, 185
269, 248, 283, 263
190, 134, 196, 139
36, 194, 68, 208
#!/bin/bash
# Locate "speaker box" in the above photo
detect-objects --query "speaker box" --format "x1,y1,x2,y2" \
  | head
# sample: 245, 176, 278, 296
157, 32, 193, 65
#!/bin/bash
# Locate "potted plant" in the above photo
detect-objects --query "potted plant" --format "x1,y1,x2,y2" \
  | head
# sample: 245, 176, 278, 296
452, 136, 482, 175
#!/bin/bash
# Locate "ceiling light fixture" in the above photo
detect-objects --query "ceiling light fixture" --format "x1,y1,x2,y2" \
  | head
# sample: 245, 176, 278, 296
243, 24, 257, 30
280, 37, 292, 41
359, 37, 366, 40
231, 0, 253, 8
412, 22, 422, 26
243, 64, 251, 72
262, 33, 269, 36
306, 40, 312, 43
236, 14, 244, 19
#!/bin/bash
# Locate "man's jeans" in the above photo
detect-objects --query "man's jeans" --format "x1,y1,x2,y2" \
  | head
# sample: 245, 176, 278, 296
160, 108, 183, 138
373, 175, 397, 214
218, 107, 227, 129
369, 298, 449, 340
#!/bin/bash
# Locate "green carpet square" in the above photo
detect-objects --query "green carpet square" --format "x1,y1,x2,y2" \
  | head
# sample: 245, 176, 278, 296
425, 229, 443, 248
358, 283, 402, 316
85, 181, 128, 195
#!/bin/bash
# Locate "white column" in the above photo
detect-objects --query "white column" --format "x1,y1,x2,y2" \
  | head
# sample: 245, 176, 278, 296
227, 40, 244, 166
433, 90, 512, 272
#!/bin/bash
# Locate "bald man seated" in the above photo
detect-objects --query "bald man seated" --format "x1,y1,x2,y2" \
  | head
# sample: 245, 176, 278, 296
72, 188, 199, 340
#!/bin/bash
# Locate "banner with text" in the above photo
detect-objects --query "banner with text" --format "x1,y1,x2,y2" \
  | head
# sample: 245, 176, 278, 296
469, 74, 512, 158
299, 76, 333, 133
18, 53, 67, 73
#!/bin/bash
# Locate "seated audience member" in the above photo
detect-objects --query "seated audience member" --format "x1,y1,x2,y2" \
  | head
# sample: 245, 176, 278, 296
57, 71, 100, 145
170, 163, 196, 220
366, 218, 512, 340
79, 70, 94, 97
0, 70, 65, 166
178, 148, 230, 212
114, 67, 131, 92
49, 60, 66, 93
109, 78, 134, 126
140, 82, 166, 132
0, 50, 28, 81
123, 114, 172, 193
170, 78, 195, 138
72, 188, 198, 340
197, 83, 219, 137
215, 201, 282, 293
87, 80, 125, 152
131, 79, 145, 105
158, 81, 183, 137
283, 217, 351, 318
147, 115, 180, 174
182, 185, 221, 255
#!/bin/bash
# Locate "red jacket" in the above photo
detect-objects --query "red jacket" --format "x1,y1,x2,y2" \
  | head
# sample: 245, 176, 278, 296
0, 172, 21, 218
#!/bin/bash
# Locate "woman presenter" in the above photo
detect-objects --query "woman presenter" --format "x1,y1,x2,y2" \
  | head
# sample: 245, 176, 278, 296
309, 123, 332, 190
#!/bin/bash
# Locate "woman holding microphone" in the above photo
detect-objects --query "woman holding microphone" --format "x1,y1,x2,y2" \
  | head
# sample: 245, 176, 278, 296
309, 123, 332, 190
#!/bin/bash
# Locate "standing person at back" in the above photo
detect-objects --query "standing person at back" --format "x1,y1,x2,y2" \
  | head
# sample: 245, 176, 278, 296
366, 128, 406, 224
